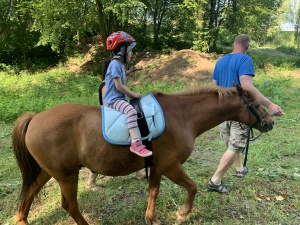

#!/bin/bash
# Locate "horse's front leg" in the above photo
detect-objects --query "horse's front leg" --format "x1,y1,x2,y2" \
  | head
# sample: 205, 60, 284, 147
145, 167, 163, 225
164, 164, 197, 224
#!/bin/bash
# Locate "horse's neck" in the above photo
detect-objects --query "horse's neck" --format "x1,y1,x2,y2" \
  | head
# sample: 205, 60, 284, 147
174, 92, 240, 137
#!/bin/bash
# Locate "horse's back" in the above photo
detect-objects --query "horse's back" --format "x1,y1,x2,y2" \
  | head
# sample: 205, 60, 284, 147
27, 103, 101, 136
25, 103, 102, 170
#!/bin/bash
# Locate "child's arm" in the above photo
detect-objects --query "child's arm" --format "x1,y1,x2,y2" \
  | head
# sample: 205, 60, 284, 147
114, 77, 142, 99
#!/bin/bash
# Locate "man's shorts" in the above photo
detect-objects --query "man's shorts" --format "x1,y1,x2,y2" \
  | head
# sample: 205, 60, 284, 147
219, 121, 249, 153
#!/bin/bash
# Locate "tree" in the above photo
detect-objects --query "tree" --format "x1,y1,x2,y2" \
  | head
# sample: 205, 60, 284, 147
0, 0, 39, 64
0, 0, 290, 66
32, 0, 99, 53
295, 7, 300, 50
199, 0, 283, 52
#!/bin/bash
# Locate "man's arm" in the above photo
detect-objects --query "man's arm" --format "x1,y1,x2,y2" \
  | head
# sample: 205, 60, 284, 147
240, 75, 283, 115
212, 79, 217, 86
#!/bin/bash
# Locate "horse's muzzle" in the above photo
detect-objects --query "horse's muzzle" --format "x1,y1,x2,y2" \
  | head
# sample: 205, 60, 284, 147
262, 120, 274, 132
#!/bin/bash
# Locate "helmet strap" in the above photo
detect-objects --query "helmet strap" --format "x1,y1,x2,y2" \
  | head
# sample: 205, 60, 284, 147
123, 46, 128, 64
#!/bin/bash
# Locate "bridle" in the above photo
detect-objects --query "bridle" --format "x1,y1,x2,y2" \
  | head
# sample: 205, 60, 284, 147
239, 94, 272, 167
239, 94, 269, 130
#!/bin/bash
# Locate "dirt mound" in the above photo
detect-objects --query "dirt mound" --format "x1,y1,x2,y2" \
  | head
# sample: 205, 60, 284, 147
131, 49, 215, 86
71, 48, 216, 86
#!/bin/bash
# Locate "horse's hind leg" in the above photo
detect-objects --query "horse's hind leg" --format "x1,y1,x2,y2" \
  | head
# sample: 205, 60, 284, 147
15, 170, 51, 225
164, 164, 197, 224
57, 173, 88, 225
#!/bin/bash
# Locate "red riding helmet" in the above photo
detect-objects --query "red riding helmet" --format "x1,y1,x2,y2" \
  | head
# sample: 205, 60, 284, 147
106, 31, 136, 51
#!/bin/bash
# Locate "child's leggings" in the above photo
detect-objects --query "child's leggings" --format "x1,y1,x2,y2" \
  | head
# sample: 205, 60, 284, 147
110, 99, 138, 130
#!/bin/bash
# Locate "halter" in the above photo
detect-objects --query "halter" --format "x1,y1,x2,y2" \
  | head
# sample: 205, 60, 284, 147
239, 94, 268, 128
239, 94, 270, 167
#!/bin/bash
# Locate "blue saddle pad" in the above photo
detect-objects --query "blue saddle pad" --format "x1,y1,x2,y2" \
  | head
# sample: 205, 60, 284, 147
102, 93, 165, 145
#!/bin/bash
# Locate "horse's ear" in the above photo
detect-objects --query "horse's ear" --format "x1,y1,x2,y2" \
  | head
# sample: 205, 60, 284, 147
235, 84, 244, 95
235, 84, 254, 101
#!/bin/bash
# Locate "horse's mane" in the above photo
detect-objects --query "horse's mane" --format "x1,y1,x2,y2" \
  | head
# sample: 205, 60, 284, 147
152, 86, 238, 101
152, 85, 258, 102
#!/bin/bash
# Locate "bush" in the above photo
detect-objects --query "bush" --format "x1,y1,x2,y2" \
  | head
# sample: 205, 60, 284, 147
254, 76, 292, 105
276, 46, 299, 55
248, 49, 299, 71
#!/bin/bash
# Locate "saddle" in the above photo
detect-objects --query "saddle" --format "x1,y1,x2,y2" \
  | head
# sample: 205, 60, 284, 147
101, 93, 165, 145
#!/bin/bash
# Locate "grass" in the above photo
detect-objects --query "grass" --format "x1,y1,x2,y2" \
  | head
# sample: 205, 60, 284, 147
0, 67, 100, 122
0, 49, 300, 224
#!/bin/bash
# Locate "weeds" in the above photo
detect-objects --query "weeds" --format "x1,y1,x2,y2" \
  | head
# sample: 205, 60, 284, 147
0, 71, 99, 122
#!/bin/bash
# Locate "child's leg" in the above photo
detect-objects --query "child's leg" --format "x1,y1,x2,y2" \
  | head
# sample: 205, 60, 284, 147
128, 128, 139, 143
111, 100, 139, 143
86, 171, 98, 188
111, 100, 152, 157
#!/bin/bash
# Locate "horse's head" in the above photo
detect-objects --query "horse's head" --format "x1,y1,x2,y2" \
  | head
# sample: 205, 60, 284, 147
235, 85, 274, 132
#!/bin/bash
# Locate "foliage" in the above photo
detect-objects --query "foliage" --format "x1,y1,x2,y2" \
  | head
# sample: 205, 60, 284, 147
160, 0, 198, 50
197, 0, 282, 52
248, 48, 300, 70
32, 0, 99, 53
1, 0, 298, 66
0, 0, 37, 64
295, 7, 300, 49
254, 75, 292, 105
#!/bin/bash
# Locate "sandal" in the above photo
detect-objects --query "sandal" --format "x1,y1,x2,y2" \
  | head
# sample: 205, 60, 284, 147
236, 166, 248, 178
207, 179, 232, 193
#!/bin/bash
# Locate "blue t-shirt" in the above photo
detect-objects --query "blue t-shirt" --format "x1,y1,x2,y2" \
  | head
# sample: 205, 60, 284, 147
212, 53, 255, 87
103, 60, 126, 105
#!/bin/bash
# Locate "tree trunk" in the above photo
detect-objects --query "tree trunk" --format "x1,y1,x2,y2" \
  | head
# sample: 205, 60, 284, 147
95, 0, 109, 54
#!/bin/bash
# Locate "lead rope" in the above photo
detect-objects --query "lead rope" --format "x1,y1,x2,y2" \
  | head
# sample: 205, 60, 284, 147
243, 111, 278, 166
243, 128, 251, 167
243, 127, 264, 166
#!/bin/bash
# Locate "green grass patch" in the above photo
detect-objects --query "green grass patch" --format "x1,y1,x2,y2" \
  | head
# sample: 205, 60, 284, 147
0, 67, 100, 122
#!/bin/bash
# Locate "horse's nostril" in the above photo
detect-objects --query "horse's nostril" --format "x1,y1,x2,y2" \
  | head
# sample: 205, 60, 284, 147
272, 120, 275, 125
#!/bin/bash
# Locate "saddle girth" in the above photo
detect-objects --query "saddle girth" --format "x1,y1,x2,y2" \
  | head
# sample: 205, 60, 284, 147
130, 98, 153, 181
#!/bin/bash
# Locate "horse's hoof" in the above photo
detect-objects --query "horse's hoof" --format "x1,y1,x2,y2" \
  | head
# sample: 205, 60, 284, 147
14, 214, 29, 225
14, 218, 28, 225
145, 216, 162, 225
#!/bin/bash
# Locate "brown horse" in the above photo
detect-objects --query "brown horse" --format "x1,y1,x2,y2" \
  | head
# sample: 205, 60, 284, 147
12, 85, 274, 225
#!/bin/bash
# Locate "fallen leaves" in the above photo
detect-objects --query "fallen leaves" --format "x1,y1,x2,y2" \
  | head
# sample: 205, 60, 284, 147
255, 194, 284, 203
275, 196, 284, 201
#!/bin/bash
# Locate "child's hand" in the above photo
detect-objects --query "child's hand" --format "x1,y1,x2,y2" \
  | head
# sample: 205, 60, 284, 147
132, 92, 142, 99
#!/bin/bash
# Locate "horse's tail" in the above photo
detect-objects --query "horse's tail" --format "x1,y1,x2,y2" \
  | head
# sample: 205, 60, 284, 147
12, 113, 41, 202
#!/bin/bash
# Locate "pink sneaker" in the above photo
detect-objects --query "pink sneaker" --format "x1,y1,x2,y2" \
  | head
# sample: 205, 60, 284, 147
130, 141, 152, 157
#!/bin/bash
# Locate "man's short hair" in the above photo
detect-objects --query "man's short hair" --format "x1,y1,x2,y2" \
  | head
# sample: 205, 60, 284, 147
234, 34, 250, 47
